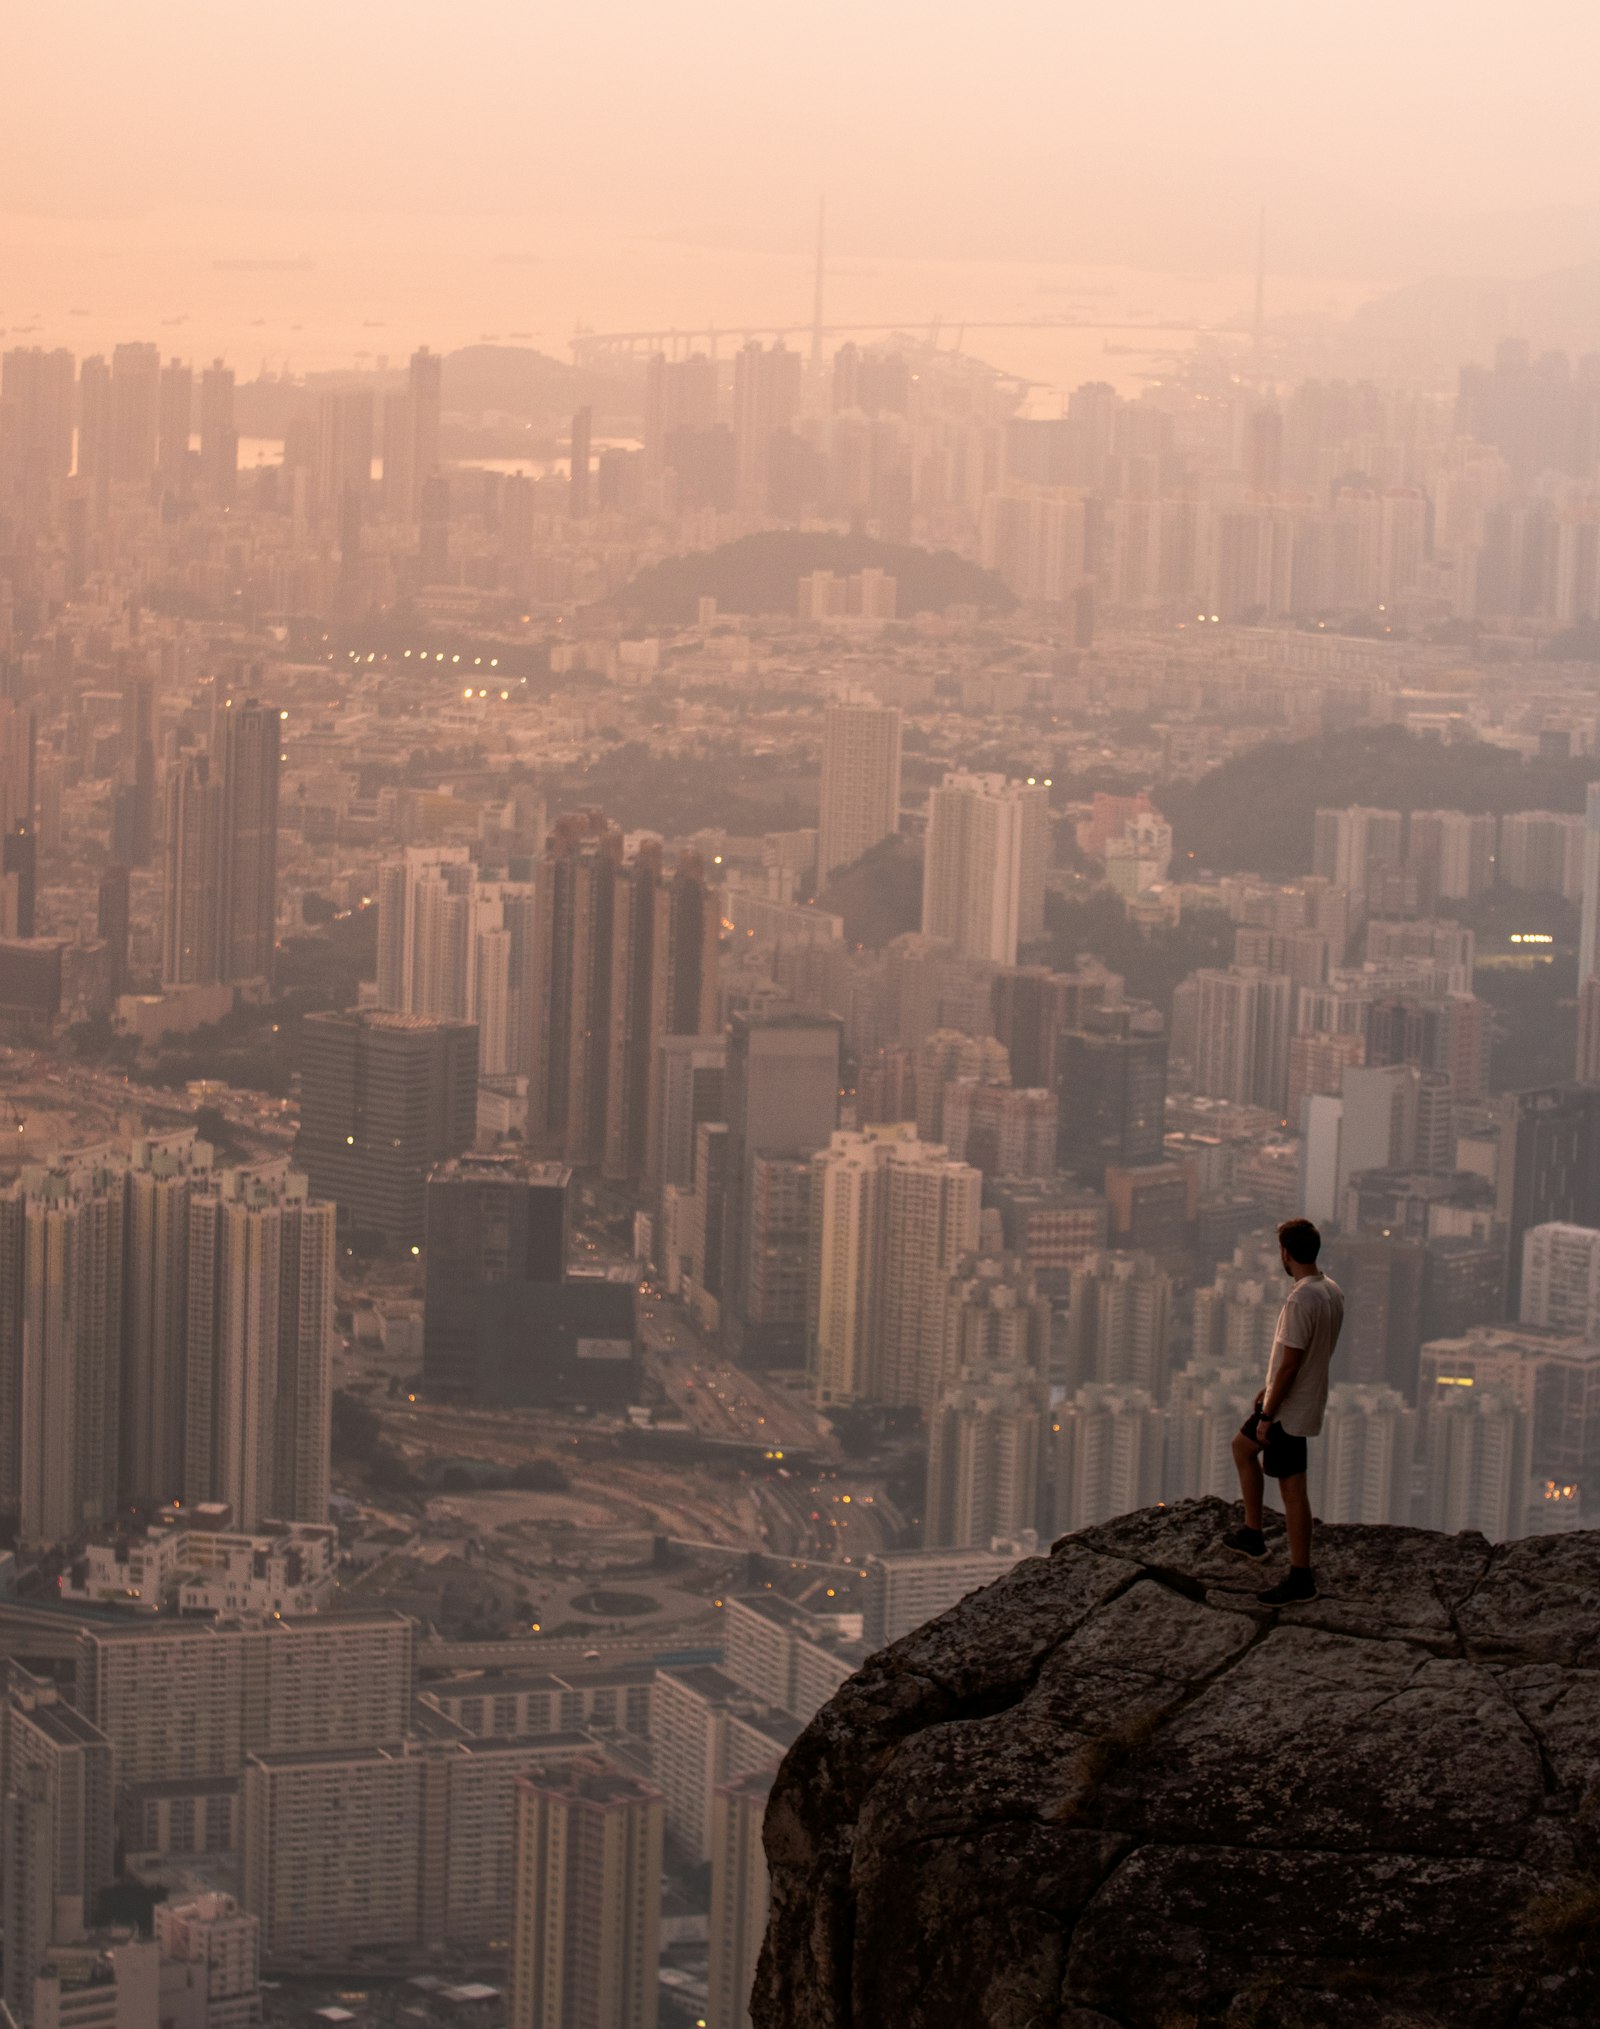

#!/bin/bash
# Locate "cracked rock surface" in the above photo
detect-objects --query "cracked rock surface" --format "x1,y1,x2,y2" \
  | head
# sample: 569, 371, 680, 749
752, 1499, 1600, 2029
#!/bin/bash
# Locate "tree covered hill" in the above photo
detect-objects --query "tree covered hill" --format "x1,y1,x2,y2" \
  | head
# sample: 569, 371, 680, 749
612, 531, 1015, 623
1158, 726, 1598, 880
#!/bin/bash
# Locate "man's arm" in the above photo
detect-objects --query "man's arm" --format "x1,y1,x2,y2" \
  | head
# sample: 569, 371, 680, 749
1260, 1342, 1304, 1422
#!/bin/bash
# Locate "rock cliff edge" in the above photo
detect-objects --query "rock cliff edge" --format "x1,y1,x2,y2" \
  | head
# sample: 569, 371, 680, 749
753, 1498, 1600, 2029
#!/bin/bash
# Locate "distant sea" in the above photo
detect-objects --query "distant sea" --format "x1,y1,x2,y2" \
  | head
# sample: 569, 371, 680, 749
0, 207, 1376, 411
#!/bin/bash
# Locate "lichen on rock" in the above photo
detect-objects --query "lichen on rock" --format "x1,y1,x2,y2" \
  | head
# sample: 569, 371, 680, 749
753, 1497, 1600, 2029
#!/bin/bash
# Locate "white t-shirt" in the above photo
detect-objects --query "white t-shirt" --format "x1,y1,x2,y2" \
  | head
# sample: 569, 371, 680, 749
1265, 1273, 1344, 1437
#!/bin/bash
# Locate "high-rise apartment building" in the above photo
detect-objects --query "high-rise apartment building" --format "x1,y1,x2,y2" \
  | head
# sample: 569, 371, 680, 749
921, 771, 1050, 966
0, 346, 74, 508
1406, 810, 1496, 902
1420, 1383, 1530, 1540
1493, 1086, 1600, 1310
861, 1547, 1025, 1647
0, 1153, 127, 1546
1052, 1382, 1165, 1532
732, 341, 801, 509
183, 1163, 334, 1530
707, 1770, 773, 2029
1063, 1252, 1173, 1397
507, 1758, 663, 2029
243, 1745, 422, 1965
817, 697, 902, 880
1310, 1383, 1416, 1526
157, 358, 193, 489
1191, 968, 1293, 1114
1579, 975, 1600, 1087
162, 753, 224, 987
1163, 1359, 1260, 1502
121, 1131, 214, 1505
296, 1011, 479, 1251
1312, 806, 1403, 895
925, 1364, 1047, 1549
422, 1154, 569, 1399
806, 1126, 981, 1411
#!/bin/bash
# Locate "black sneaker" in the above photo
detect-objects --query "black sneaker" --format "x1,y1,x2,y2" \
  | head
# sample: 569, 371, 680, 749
1258, 1568, 1319, 1607
1222, 1525, 1267, 1561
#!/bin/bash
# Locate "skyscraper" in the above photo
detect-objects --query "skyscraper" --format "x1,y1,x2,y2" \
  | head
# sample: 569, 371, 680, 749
806, 1125, 981, 1411
1053, 1382, 1165, 1532
722, 1010, 841, 1366
199, 359, 237, 501
0, 1153, 127, 1547
1063, 1252, 1173, 1397
157, 358, 193, 489
1494, 1086, 1600, 1310
215, 694, 281, 989
109, 341, 161, 488
121, 1131, 214, 1506
184, 1163, 334, 1530
1191, 967, 1293, 1113
926, 1362, 1047, 1549
507, 1758, 663, 2029
569, 405, 592, 519
0, 345, 74, 508
527, 811, 622, 1166
1581, 781, 1600, 988
162, 753, 224, 988
422, 1153, 570, 1399
817, 697, 902, 880
732, 340, 802, 509
1057, 1006, 1168, 1179
921, 771, 1051, 966
296, 1011, 479, 1252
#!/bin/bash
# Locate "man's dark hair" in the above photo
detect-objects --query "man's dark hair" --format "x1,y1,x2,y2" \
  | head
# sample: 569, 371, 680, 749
1277, 1217, 1321, 1264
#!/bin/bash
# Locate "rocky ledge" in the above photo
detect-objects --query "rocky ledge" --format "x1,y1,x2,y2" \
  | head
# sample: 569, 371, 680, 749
752, 1498, 1600, 2029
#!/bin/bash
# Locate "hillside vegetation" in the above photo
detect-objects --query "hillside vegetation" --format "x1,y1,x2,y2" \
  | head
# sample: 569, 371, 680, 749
613, 531, 1015, 623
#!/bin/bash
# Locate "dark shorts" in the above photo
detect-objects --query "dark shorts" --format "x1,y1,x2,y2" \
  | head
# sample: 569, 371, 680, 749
1239, 1412, 1308, 1480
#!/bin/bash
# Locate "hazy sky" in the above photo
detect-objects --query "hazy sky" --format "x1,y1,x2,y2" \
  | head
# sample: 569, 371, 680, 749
8, 1, 1598, 275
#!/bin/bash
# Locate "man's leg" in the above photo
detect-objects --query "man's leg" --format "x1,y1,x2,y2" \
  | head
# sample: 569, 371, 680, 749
1231, 1431, 1265, 1531
1279, 1472, 1313, 1569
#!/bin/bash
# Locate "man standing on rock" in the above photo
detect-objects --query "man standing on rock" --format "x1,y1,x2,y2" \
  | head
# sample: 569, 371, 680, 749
1224, 1216, 1344, 1605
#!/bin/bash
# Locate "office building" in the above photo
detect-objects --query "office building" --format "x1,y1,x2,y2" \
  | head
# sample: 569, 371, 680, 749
507, 1758, 663, 2029
1494, 1086, 1600, 1309
991, 962, 1120, 1092
1052, 1383, 1165, 1532
422, 1154, 569, 1398
817, 697, 902, 880
806, 1126, 981, 1411
707, 1769, 773, 2029
1521, 1221, 1600, 1338
653, 1034, 725, 1200
921, 771, 1050, 966
1063, 1252, 1173, 1397
296, 1011, 478, 1251
722, 1010, 840, 1366
1057, 1006, 1168, 1179
1418, 1325, 1600, 1491
1310, 1384, 1416, 1526
862, 1547, 1026, 1648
